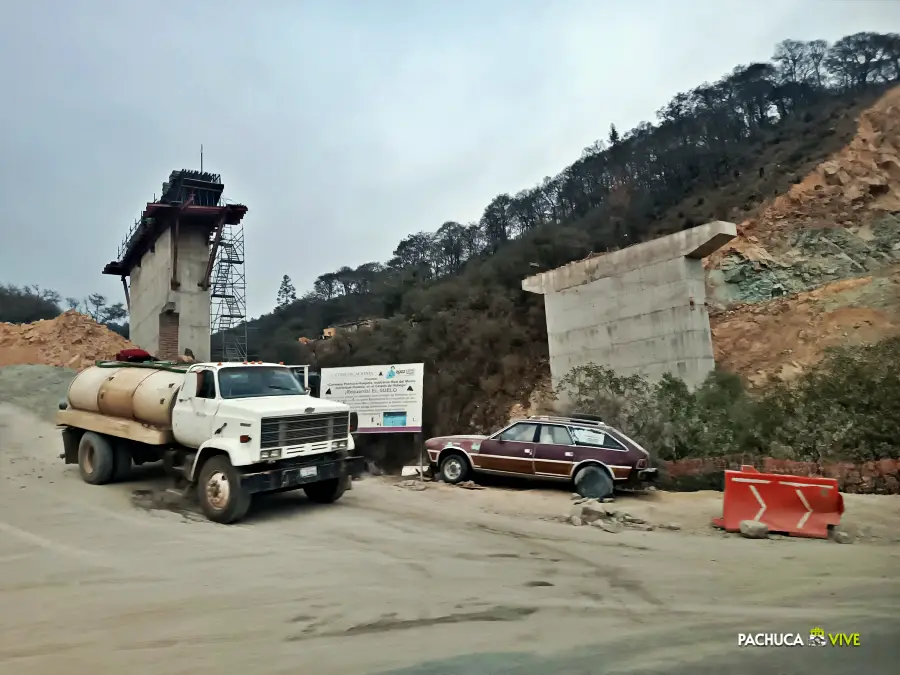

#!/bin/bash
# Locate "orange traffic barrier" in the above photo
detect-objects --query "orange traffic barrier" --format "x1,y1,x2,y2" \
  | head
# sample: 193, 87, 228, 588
712, 465, 844, 539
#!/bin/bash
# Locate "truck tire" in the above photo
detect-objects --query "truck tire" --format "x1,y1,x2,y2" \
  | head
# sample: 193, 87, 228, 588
197, 455, 251, 524
303, 475, 348, 504
78, 432, 115, 485
112, 443, 132, 482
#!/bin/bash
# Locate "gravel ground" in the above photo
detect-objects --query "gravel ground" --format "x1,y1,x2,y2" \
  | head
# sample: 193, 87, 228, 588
0, 364, 76, 421
1, 402, 898, 675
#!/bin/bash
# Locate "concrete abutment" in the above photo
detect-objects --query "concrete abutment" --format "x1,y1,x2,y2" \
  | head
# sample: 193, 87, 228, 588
522, 221, 737, 393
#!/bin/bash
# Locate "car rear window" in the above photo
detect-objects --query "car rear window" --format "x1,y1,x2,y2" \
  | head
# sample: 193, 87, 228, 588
570, 427, 625, 450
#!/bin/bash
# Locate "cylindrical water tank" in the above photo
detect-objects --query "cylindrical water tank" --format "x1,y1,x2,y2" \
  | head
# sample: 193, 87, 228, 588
67, 365, 185, 428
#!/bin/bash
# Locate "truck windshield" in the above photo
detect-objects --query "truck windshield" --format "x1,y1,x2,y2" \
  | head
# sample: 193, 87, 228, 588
218, 367, 305, 399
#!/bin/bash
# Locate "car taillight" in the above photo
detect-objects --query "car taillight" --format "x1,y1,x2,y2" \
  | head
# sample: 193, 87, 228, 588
636, 458, 647, 469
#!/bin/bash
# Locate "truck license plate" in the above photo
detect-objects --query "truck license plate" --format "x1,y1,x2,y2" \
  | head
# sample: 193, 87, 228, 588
300, 466, 317, 478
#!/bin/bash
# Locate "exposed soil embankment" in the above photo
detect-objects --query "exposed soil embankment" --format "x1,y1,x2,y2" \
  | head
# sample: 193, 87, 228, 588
701, 86, 900, 383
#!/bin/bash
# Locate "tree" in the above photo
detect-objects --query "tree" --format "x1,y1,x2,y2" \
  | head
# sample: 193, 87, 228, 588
0, 284, 61, 323
79, 293, 127, 324
276, 275, 297, 308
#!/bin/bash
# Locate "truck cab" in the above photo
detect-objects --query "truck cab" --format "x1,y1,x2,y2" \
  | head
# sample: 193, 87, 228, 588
175, 362, 354, 466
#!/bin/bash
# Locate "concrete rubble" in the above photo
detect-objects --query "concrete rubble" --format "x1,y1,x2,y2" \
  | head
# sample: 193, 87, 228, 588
566, 498, 680, 533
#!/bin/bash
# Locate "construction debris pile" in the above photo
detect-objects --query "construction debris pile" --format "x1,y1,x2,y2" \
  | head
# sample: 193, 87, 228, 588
0, 310, 136, 370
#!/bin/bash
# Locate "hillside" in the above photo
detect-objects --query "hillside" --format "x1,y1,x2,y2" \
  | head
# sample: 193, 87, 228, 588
244, 32, 900, 436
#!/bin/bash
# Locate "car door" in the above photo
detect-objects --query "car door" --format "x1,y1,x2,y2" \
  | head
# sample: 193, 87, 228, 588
475, 422, 538, 475
533, 424, 576, 478
569, 426, 634, 481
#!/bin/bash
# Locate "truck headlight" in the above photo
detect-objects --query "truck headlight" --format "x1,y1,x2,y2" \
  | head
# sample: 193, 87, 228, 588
333, 440, 348, 450
260, 449, 282, 460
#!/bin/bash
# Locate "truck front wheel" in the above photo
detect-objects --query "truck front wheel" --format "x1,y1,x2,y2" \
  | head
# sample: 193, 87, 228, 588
303, 475, 348, 504
78, 432, 115, 485
197, 455, 251, 524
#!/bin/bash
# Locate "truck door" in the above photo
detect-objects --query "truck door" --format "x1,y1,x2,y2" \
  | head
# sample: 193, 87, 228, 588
172, 369, 219, 447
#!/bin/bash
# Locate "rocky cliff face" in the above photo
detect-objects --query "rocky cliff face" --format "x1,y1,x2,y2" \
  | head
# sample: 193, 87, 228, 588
705, 86, 900, 384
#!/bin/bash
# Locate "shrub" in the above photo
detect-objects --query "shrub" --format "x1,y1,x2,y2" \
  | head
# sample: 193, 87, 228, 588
555, 337, 900, 465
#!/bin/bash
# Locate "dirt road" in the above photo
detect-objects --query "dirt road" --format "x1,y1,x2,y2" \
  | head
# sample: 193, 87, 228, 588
1, 402, 898, 675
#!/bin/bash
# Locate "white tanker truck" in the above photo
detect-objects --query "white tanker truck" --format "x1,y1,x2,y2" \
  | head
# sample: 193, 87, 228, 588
56, 360, 364, 524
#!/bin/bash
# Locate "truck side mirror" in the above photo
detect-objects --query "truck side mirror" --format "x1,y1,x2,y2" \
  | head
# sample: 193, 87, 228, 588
181, 372, 199, 400
349, 412, 358, 433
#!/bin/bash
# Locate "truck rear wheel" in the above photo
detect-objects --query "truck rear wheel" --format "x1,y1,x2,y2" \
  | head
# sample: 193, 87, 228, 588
78, 432, 115, 485
112, 443, 132, 482
197, 455, 251, 524
303, 475, 348, 504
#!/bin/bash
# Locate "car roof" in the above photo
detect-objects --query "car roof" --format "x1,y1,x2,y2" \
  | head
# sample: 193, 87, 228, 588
512, 415, 610, 430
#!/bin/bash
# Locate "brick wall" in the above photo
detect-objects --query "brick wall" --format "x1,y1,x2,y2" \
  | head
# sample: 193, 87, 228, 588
158, 311, 180, 360
660, 455, 900, 494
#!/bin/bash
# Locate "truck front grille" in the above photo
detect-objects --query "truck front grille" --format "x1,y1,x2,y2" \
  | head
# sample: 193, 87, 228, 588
260, 412, 349, 449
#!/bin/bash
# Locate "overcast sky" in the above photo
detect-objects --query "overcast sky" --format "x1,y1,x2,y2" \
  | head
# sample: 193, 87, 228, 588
1, 0, 898, 318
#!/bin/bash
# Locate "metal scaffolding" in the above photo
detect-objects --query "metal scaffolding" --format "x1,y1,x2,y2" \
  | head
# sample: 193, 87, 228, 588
210, 217, 248, 361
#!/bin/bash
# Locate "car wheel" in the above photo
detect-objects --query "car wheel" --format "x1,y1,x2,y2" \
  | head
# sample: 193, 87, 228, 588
439, 453, 469, 484
574, 465, 614, 499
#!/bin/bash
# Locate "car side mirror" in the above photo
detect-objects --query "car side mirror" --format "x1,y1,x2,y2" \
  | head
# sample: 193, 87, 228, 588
181, 372, 198, 400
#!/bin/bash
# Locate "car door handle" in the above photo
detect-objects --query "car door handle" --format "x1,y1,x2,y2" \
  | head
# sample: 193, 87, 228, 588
564, 451, 574, 457
523, 448, 532, 454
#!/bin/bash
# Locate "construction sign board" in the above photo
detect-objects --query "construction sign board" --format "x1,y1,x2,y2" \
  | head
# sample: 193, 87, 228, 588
320, 363, 424, 434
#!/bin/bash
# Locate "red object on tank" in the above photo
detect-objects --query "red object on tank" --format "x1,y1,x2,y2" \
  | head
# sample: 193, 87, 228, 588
115, 348, 154, 362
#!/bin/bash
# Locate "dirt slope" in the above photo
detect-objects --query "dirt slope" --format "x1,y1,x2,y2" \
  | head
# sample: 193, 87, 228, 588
0, 310, 135, 370
704, 86, 900, 383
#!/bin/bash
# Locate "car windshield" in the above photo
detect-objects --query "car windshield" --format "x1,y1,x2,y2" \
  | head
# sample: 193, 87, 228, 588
218, 366, 305, 399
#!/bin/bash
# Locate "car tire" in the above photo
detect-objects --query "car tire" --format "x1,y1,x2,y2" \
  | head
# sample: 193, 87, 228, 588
574, 464, 614, 500
303, 476, 349, 504
78, 432, 116, 485
197, 455, 251, 524
439, 452, 470, 484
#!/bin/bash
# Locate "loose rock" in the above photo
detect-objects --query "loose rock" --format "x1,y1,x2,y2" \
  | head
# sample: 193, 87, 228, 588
592, 519, 624, 534
830, 525, 856, 544
569, 515, 584, 527
739, 520, 769, 539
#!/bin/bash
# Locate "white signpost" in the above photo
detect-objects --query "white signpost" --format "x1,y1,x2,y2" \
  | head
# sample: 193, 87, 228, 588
319, 363, 424, 434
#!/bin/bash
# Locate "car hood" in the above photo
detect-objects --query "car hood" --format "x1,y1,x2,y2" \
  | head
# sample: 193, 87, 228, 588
218, 395, 349, 419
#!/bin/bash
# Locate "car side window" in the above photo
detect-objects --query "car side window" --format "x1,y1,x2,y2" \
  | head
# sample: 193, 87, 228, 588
196, 370, 216, 399
496, 423, 539, 443
570, 427, 626, 450
539, 425, 573, 445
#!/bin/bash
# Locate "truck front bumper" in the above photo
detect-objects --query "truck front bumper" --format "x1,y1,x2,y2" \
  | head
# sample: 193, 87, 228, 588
240, 454, 366, 495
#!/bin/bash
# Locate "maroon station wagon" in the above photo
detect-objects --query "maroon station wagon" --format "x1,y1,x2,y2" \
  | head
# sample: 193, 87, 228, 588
424, 415, 657, 498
